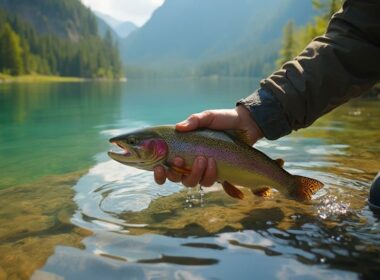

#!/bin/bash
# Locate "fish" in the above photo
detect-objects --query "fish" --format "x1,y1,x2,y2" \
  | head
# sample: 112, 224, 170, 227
108, 125, 324, 200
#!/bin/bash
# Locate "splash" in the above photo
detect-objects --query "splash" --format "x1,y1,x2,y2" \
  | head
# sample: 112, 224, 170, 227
316, 195, 351, 220
184, 185, 205, 209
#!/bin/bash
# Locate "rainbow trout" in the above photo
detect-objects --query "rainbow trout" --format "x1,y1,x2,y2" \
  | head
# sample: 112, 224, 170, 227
108, 125, 323, 200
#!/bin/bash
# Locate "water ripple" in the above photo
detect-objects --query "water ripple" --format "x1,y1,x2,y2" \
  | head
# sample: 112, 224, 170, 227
72, 157, 181, 231
67, 130, 380, 279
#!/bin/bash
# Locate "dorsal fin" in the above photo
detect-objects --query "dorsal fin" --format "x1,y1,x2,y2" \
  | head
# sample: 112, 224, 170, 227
275, 158, 285, 167
225, 130, 252, 146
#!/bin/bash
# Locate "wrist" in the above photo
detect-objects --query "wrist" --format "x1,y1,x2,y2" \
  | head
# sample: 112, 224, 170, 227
235, 105, 263, 143
237, 88, 292, 140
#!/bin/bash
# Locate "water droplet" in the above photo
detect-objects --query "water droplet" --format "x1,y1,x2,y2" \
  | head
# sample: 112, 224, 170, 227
199, 185, 205, 207
290, 214, 300, 220
316, 195, 351, 220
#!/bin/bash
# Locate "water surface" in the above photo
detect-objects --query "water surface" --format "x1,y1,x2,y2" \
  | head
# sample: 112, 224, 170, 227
0, 80, 379, 279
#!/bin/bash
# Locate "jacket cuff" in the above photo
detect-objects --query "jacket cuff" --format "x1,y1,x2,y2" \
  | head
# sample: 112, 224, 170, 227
237, 88, 292, 140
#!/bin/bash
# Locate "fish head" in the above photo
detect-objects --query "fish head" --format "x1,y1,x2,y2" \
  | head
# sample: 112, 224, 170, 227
108, 128, 168, 171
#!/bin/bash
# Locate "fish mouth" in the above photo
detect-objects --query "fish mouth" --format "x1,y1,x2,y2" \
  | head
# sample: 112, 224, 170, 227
111, 141, 132, 156
108, 133, 168, 170
108, 141, 139, 163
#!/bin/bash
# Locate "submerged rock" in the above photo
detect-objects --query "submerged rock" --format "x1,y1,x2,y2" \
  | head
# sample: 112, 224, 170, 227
0, 170, 91, 280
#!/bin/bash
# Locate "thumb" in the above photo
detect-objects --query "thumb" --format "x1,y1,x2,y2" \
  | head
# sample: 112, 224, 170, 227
176, 111, 216, 131
175, 115, 200, 131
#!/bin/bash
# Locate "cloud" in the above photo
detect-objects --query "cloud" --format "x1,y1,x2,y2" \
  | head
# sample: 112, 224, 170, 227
81, 0, 164, 26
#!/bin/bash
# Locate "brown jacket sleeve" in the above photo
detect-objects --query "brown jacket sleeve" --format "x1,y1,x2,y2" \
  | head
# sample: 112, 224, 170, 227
238, 0, 380, 140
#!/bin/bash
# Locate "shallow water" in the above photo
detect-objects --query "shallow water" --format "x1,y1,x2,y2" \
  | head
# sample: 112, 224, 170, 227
0, 80, 379, 279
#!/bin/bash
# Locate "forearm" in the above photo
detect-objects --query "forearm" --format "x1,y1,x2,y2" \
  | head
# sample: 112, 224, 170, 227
239, 0, 380, 140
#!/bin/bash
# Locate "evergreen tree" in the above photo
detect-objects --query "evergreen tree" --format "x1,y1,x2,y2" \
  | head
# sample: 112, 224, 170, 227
277, 0, 341, 64
0, 3, 124, 79
0, 23, 23, 75
277, 21, 295, 67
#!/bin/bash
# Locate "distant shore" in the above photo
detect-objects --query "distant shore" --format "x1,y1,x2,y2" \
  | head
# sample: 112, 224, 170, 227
0, 73, 84, 83
0, 73, 127, 83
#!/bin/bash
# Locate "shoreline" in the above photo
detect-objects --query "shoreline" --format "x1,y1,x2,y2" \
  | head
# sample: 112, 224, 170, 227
0, 73, 127, 83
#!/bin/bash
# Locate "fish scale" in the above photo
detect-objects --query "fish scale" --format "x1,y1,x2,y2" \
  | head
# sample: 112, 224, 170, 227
159, 127, 291, 190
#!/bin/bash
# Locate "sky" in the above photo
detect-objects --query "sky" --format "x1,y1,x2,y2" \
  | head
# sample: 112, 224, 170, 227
81, 0, 165, 26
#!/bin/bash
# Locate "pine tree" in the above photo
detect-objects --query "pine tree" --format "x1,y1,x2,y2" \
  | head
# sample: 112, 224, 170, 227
277, 0, 342, 65
0, 23, 24, 75
0, 4, 123, 78
277, 21, 295, 67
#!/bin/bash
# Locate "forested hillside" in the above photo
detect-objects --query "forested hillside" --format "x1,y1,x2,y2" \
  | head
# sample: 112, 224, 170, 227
122, 0, 316, 78
277, 0, 341, 66
277, 0, 379, 97
0, 0, 122, 78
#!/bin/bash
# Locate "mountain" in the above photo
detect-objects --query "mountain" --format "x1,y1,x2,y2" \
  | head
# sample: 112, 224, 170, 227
0, 0, 123, 78
94, 10, 123, 29
121, 0, 316, 77
94, 10, 137, 39
114, 21, 137, 38
0, 0, 97, 41
95, 15, 120, 40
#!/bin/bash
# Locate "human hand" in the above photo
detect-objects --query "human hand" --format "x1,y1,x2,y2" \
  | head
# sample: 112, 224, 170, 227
154, 105, 263, 187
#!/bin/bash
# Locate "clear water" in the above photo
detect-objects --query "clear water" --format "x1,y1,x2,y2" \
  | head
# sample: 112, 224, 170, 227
0, 80, 379, 280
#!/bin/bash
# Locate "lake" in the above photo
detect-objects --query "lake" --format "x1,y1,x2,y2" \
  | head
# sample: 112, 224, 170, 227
0, 79, 379, 280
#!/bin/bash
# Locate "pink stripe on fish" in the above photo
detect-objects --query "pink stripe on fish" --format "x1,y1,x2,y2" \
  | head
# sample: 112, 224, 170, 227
142, 139, 168, 160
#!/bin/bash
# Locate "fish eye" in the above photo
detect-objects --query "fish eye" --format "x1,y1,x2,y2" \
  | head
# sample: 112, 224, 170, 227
128, 137, 137, 145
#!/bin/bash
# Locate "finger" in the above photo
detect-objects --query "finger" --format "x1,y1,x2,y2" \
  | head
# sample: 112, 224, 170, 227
154, 166, 166, 185
167, 169, 183, 182
167, 157, 184, 182
176, 115, 202, 132
182, 156, 207, 188
176, 110, 238, 132
176, 111, 216, 131
200, 157, 217, 187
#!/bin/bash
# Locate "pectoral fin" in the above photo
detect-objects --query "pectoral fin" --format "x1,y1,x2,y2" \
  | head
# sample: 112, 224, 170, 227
252, 187, 272, 198
222, 181, 244, 199
171, 166, 191, 176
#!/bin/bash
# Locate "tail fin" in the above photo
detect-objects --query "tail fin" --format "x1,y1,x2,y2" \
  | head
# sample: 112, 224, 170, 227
289, 176, 324, 200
